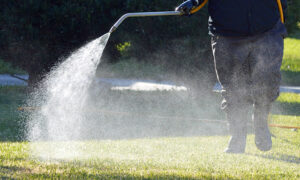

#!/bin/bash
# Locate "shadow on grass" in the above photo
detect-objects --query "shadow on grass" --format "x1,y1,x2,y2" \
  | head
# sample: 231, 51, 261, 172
0, 155, 26, 162
247, 153, 300, 164
288, 32, 300, 39
0, 165, 30, 179
0, 165, 28, 172
281, 70, 300, 86
272, 102, 300, 116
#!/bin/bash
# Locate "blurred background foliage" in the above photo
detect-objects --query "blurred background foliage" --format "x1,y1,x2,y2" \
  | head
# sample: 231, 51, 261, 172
0, 0, 299, 86
285, 0, 300, 34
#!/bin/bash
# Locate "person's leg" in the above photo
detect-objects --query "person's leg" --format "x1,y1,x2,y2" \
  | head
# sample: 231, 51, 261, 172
253, 103, 272, 151
211, 36, 253, 153
250, 21, 285, 151
224, 101, 252, 153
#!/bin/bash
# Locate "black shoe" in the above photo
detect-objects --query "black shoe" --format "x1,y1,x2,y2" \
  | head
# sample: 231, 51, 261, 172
255, 127, 272, 151
224, 135, 246, 154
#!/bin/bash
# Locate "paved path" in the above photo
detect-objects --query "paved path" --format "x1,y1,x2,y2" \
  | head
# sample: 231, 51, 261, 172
279, 86, 300, 93
95, 78, 187, 91
0, 74, 299, 93
213, 82, 300, 94
0, 74, 28, 86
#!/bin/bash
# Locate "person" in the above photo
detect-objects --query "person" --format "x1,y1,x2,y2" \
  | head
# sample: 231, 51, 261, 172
176, 0, 287, 153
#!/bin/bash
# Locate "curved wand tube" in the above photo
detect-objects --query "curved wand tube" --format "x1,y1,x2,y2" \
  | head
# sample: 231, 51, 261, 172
109, 11, 182, 33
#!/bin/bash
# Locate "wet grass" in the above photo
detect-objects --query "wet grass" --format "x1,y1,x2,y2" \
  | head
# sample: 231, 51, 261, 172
0, 130, 299, 179
0, 86, 299, 179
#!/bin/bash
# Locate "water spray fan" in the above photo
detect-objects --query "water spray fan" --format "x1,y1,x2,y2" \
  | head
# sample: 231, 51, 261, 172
109, 0, 208, 33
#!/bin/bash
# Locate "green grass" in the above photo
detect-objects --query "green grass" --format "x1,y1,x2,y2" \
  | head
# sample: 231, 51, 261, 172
0, 131, 299, 179
271, 115, 300, 127
281, 35, 300, 85
0, 88, 299, 179
277, 93, 300, 103
282, 38, 300, 72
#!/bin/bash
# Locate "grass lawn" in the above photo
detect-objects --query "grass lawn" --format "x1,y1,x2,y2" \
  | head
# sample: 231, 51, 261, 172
0, 86, 299, 179
283, 37, 300, 72
0, 29, 299, 180
0, 132, 299, 179
282, 36, 300, 85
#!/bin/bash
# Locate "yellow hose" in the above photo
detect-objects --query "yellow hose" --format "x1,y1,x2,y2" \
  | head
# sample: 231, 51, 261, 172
276, 0, 285, 23
190, 0, 208, 14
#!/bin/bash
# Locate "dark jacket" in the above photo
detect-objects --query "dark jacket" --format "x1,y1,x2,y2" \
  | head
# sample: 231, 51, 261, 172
206, 0, 287, 36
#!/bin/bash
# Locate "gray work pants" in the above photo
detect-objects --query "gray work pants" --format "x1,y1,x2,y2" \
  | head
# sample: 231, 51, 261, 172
211, 20, 287, 135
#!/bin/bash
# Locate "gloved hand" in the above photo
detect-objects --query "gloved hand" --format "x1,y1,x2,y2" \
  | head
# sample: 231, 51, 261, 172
175, 0, 199, 16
